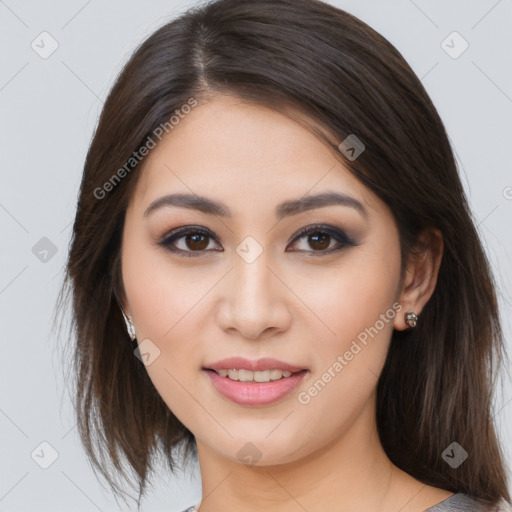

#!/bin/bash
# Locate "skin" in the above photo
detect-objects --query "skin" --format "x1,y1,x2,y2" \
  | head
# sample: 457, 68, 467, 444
120, 94, 447, 512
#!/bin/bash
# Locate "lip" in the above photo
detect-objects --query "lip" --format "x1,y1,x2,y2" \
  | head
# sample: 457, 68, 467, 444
203, 368, 309, 406
203, 356, 307, 373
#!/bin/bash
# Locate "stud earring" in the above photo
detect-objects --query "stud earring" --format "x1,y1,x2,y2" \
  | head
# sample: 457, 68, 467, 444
121, 309, 136, 341
404, 312, 418, 328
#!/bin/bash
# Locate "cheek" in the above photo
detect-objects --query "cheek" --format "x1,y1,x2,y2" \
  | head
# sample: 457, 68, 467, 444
301, 245, 401, 351
122, 246, 203, 422
121, 231, 198, 340
293, 251, 401, 419
293, 257, 401, 433
121, 236, 210, 393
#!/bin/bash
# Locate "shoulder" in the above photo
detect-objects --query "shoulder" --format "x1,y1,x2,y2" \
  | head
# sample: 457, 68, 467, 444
425, 493, 512, 511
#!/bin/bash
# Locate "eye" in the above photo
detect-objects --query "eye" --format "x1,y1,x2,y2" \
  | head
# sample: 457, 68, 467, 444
287, 224, 358, 256
157, 226, 221, 257
157, 224, 358, 258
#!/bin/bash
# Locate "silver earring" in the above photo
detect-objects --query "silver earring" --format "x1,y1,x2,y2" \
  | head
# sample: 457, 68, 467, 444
121, 309, 136, 341
404, 312, 418, 328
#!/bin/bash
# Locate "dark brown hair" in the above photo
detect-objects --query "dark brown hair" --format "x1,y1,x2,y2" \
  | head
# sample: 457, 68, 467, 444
55, 0, 511, 508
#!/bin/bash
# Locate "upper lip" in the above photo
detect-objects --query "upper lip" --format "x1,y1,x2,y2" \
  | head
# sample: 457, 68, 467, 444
204, 357, 307, 373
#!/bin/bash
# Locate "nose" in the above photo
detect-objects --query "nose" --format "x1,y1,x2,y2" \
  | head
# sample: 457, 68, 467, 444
216, 249, 292, 340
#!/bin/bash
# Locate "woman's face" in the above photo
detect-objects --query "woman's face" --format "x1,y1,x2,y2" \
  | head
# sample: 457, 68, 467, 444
121, 94, 406, 466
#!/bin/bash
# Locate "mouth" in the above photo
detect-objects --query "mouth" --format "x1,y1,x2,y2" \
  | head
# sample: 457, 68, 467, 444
202, 367, 310, 406
202, 356, 310, 406
203, 368, 307, 382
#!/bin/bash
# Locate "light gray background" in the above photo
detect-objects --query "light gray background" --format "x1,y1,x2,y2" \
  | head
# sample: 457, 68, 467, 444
1, 0, 511, 511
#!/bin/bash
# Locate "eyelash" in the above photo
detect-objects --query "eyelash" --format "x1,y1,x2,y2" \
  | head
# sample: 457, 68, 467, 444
157, 224, 359, 258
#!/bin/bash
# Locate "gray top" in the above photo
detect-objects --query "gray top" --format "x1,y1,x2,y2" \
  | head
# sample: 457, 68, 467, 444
182, 493, 512, 512
424, 493, 512, 511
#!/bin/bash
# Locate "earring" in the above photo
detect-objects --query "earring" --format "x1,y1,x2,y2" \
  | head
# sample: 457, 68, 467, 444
126, 316, 136, 341
121, 309, 137, 341
404, 312, 418, 328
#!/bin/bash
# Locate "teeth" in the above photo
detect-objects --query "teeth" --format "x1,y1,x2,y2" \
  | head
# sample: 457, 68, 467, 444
216, 369, 295, 382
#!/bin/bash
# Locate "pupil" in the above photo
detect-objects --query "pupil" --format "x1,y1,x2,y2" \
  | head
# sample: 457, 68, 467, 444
187, 234, 208, 250
310, 232, 330, 250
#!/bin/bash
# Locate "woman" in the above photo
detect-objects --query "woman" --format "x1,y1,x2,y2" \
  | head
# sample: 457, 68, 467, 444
57, 0, 511, 510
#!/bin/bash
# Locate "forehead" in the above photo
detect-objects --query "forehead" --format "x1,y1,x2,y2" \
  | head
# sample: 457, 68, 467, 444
131, 94, 378, 216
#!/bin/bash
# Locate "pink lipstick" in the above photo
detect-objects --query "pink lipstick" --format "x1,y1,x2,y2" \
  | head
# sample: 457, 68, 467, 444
203, 356, 309, 406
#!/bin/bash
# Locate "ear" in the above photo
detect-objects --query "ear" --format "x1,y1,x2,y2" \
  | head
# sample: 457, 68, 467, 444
394, 228, 443, 331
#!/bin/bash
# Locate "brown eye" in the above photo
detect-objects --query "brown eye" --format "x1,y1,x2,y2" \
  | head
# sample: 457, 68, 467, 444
185, 233, 210, 251
158, 224, 358, 258
307, 232, 331, 251
287, 224, 358, 256
157, 226, 221, 257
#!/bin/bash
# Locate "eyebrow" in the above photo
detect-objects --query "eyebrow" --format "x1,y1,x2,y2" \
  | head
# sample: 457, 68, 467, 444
143, 191, 368, 220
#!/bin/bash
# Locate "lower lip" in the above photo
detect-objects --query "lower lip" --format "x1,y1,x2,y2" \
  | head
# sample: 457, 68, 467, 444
203, 369, 309, 406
